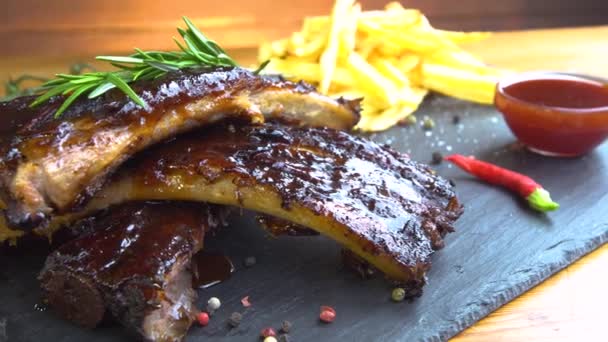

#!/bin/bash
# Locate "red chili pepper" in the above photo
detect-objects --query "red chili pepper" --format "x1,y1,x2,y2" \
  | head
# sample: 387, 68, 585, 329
444, 154, 559, 212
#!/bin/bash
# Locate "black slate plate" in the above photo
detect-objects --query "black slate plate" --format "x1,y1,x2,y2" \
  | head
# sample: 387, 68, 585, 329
1, 96, 607, 342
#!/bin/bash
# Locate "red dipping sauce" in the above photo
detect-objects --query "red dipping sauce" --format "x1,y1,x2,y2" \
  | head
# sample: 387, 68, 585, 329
494, 72, 608, 157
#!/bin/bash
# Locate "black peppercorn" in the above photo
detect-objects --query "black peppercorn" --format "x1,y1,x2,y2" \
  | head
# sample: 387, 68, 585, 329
243, 256, 256, 268
281, 320, 292, 333
431, 151, 443, 165
227, 312, 242, 328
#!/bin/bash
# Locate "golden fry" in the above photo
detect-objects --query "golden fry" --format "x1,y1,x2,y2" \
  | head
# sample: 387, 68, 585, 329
289, 34, 326, 59
267, 59, 355, 87
396, 54, 421, 73
421, 63, 497, 104
346, 52, 399, 107
356, 87, 427, 131
259, 0, 501, 131
358, 20, 439, 53
384, 1, 405, 12
356, 37, 379, 59
258, 39, 288, 62
337, 3, 361, 61
303, 9, 420, 33
320, 0, 355, 93
436, 30, 492, 44
369, 57, 410, 88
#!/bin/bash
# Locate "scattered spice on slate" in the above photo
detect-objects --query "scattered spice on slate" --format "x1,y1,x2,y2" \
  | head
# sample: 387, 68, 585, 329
422, 116, 435, 130
452, 115, 461, 124
264, 337, 278, 342
261, 327, 277, 338
391, 287, 406, 302
278, 334, 292, 342
207, 297, 221, 313
280, 320, 292, 333
243, 256, 257, 268
431, 151, 443, 165
241, 296, 252, 307
319, 306, 336, 323
197, 312, 210, 326
227, 312, 242, 328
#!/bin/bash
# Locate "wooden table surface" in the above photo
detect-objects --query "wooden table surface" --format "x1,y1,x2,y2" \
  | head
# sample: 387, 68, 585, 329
0, 25, 607, 341
455, 26, 608, 342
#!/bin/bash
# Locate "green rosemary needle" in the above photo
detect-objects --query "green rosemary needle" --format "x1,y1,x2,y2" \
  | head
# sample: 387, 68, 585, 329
31, 17, 248, 118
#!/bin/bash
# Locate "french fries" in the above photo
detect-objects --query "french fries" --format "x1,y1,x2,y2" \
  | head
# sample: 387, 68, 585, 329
259, 0, 504, 132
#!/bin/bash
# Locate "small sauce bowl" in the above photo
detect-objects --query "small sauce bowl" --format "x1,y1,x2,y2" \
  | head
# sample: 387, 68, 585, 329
494, 72, 608, 157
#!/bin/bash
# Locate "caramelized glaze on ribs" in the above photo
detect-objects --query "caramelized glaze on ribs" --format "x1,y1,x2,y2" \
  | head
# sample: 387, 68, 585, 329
42, 122, 462, 286
39, 202, 221, 342
0, 67, 360, 229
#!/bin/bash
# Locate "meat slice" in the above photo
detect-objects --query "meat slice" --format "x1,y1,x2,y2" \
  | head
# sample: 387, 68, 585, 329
0, 204, 22, 243
39, 122, 463, 290
0, 67, 360, 229
39, 202, 222, 341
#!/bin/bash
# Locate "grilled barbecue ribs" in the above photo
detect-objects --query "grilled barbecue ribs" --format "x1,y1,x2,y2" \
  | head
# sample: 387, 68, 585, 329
0, 67, 360, 229
37, 122, 462, 287
39, 202, 221, 342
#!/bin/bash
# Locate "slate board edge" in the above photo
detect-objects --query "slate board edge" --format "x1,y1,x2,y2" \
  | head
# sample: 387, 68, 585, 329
425, 231, 608, 342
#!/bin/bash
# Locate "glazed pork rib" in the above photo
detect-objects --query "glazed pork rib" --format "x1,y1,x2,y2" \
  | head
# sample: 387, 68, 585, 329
0, 67, 360, 229
41, 122, 462, 288
39, 202, 221, 342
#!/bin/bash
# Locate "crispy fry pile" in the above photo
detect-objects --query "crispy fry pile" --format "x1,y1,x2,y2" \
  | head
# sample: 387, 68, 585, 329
259, 0, 506, 131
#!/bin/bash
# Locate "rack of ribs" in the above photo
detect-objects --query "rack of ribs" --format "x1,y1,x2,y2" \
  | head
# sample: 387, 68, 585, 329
36, 122, 462, 292
0, 68, 360, 229
39, 201, 223, 342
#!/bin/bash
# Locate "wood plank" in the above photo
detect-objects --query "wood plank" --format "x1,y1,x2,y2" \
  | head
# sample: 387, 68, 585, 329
463, 26, 608, 78
2, 26, 608, 86
1, 0, 607, 56
453, 245, 608, 341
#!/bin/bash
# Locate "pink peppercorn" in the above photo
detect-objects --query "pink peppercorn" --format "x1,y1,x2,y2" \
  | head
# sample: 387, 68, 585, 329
197, 312, 210, 326
319, 306, 336, 323
260, 327, 277, 338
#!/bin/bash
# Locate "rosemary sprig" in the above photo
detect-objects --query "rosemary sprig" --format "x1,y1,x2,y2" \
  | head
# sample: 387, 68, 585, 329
31, 17, 245, 118
2, 75, 48, 101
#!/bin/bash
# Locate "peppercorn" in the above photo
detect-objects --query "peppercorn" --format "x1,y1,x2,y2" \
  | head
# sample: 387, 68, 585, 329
319, 306, 336, 323
399, 114, 417, 126
264, 337, 278, 342
261, 327, 277, 338
207, 297, 221, 313
391, 287, 406, 302
431, 151, 443, 165
243, 256, 257, 268
278, 334, 291, 342
422, 116, 435, 130
197, 312, 210, 326
241, 295, 252, 307
452, 115, 461, 124
280, 320, 292, 333
227, 312, 242, 328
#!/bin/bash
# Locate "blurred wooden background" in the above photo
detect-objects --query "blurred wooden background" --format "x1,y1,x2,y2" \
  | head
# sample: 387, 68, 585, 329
1, 0, 607, 57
